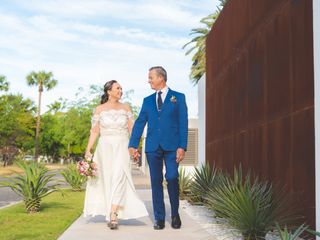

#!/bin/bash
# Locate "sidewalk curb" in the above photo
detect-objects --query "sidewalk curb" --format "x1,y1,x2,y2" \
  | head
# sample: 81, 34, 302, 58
0, 200, 22, 210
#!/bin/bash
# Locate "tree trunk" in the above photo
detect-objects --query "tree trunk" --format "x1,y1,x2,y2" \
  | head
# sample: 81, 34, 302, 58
34, 85, 43, 162
68, 143, 70, 157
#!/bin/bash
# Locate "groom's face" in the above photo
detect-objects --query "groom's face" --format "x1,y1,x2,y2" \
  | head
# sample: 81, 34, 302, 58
148, 69, 164, 91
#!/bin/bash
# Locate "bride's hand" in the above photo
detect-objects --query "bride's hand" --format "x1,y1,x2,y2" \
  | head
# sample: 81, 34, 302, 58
128, 148, 140, 162
84, 151, 92, 160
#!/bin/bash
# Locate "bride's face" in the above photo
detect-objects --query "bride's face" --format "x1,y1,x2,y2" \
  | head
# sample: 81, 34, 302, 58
108, 82, 123, 100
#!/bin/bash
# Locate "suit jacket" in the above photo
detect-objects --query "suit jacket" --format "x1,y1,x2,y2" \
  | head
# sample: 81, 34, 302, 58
129, 88, 188, 152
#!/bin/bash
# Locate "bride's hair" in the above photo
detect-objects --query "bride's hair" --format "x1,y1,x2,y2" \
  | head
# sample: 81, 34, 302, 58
101, 80, 117, 104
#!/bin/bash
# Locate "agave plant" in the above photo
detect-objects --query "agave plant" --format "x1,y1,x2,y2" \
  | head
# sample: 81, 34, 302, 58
189, 163, 218, 204
0, 161, 61, 213
61, 164, 87, 191
178, 167, 191, 200
206, 167, 298, 240
275, 223, 308, 240
306, 228, 320, 237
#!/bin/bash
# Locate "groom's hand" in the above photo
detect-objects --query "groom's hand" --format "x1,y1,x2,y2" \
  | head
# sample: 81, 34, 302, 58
176, 148, 185, 163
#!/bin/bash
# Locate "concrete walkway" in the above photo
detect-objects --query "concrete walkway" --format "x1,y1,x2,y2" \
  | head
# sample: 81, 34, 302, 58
58, 167, 213, 240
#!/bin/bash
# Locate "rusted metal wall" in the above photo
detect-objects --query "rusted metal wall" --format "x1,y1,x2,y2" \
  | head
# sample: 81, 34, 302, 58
206, 0, 315, 226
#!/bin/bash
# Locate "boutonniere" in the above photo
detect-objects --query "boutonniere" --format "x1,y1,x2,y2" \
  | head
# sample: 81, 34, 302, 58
170, 95, 177, 103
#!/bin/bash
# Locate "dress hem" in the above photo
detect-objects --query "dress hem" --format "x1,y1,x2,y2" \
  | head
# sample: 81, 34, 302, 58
83, 212, 149, 221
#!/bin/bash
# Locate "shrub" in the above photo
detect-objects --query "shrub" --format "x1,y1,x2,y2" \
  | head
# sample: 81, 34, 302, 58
189, 163, 218, 204
206, 167, 298, 240
178, 167, 191, 200
275, 223, 308, 240
61, 164, 87, 191
0, 161, 61, 213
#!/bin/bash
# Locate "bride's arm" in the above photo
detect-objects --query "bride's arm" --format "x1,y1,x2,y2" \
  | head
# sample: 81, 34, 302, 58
85, 108, 100, 158
124, 104, 134, 135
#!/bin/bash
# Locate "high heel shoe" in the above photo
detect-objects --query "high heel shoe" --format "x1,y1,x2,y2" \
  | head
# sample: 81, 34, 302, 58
108, 212, 118, 230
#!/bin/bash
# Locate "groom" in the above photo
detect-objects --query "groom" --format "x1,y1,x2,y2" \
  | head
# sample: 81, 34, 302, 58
129, 66, 188, 230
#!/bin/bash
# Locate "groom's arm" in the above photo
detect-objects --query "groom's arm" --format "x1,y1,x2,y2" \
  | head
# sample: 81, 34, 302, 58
129, 99, 148, 149
178, 94, 188, 150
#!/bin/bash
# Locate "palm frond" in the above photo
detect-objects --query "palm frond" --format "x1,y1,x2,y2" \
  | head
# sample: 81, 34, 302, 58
183, 3, 226, 84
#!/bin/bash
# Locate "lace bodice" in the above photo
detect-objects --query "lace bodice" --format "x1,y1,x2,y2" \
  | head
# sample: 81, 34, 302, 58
91, 109, 134, 136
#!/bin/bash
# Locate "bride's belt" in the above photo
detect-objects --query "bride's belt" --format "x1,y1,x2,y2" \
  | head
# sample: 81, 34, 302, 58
100, 129, 129, 137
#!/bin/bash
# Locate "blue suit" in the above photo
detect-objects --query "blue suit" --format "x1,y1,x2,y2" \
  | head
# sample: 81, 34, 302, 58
129, 88, 188, 221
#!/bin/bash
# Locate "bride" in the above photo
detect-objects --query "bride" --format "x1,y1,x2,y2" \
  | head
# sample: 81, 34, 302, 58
83, 80, 148, 229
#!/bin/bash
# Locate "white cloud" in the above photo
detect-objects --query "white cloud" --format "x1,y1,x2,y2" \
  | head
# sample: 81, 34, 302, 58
0, 0, 219, 117
7, 0, 215, 30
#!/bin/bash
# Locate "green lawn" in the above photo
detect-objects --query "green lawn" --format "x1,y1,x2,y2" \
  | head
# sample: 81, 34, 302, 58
0, 190, 85, 240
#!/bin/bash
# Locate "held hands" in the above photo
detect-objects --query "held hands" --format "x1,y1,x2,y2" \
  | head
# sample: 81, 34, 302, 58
128, 148, 140, 162
176, 148, 185, 163
128, 147, 184, 163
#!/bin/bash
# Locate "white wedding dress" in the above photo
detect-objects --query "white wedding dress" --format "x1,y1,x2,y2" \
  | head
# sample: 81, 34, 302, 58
83, 109, 148, 221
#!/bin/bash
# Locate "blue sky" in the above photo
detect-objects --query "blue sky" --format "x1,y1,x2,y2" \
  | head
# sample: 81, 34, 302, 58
0, 0, 220, 117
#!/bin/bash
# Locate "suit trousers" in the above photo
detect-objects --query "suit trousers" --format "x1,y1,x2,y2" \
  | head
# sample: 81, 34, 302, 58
146, 147, 179, 221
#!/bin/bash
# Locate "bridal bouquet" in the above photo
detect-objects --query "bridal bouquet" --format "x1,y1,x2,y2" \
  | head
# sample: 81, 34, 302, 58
77, 157, 97, 178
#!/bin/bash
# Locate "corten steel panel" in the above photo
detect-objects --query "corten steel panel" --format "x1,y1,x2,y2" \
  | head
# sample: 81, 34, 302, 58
265, 8, 292, 121
208, 0, 285, 78
267, 116, 293, 190
234, 53, 248, 132
222, 136, 234, 170
290, 1, 314, 110
223, 67, 235, 136
247, 36, 267, 127
292, 108, 315, 222
247, 125, 269, 178
206, 0, 314, 226
233, 131, 249, 172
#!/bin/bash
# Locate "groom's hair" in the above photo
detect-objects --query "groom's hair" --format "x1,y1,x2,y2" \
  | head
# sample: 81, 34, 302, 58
149, 66, 167, 82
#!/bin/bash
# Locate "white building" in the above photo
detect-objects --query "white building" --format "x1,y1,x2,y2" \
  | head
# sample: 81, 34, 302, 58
314, 0, 320, 236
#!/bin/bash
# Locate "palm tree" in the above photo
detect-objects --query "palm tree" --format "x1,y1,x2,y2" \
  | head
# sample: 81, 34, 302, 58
183, 13, 219, 85
183, 0, 228, 85
47, 98, 66, 113
0, 75, 9, 92
26, 71, 58, 161
219, 0, 228, 7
